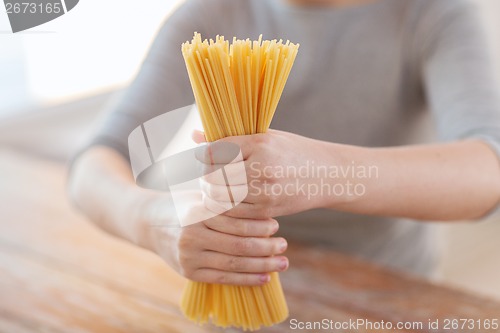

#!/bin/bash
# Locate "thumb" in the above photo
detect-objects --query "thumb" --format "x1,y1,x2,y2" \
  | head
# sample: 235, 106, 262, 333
192, 129, 207, 144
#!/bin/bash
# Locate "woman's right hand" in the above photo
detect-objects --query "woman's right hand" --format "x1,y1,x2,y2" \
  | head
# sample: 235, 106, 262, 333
137, 191, 289, 286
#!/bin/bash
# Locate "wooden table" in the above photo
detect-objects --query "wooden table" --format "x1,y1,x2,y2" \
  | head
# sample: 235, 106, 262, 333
1, 150, 499, 333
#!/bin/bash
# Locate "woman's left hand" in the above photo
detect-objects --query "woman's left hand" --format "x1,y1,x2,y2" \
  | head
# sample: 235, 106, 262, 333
194, 129, 342, 220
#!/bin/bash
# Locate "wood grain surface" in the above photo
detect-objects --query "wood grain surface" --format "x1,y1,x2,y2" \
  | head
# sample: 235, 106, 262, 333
0, 150, 499, 333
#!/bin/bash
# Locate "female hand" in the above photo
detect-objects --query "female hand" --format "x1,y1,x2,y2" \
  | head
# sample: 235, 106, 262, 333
137, 190, 289, 286
196, 129, 345, 220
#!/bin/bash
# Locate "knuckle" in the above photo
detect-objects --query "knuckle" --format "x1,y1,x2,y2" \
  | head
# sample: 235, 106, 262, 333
240, 274, 250, 286
177, 251, 191, 270
258, 167, 271, 182
265, 173, 278, 185
267, 259, 278, 272
202, 172, 214, 184
216, 273, 229, 285
247, 164, 261, 180
257, 205, 273, 219
245, 274, 257, 286
177, 230, 194, 250
236, 220, 251, 235
201, 218, 213, 229
203, 182, 215, 198
233, 237, 253, 255
267, 192, 279, 204
203, 171, 219, 185
228, 256, 243, 271
254, 133, 271, 146
260, 259, 271, 272
260, 145, 274, 161
208, 185, 222, 201
177, 235, 188, 251
178, 258, 195, 279
183, 268, 196, 280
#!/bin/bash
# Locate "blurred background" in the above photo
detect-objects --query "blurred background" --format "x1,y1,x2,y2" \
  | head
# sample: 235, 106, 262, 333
1, 0, 500, 300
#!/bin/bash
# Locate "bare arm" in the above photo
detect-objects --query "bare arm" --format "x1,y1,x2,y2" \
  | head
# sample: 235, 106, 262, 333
68, 146, 288, 286
329, 139, 500, 220
68, 146, 152, 247
203, 131, 500, 222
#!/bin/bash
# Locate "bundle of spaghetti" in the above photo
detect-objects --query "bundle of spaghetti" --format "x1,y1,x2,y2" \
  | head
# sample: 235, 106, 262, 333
181, 32, 299, 331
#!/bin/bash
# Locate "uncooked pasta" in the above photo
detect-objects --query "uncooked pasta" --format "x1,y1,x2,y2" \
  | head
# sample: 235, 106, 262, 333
181, 32, 299, 331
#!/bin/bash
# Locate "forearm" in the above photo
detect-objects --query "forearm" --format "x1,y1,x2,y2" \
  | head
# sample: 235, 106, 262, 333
68, 146, 287, 285
325, 140, 500, 221
68, 146, 156, 247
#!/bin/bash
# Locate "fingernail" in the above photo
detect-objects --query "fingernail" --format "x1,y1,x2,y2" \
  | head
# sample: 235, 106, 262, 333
279, 240, 287, 253
260, 274, 270, 283
278, 258, 288, 271
272, 222, 279, 234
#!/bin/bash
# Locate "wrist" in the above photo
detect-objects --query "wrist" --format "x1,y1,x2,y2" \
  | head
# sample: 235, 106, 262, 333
111, 186, 149, 248
313, 142, 374, 210
119, 187, 158, 250
128, 189, 178, 253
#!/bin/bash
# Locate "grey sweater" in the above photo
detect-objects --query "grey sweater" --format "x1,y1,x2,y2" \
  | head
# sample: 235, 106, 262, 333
86, 0, 500, 276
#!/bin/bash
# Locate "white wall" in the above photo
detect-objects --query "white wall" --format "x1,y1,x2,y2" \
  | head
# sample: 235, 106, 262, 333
0, 0, 185, 117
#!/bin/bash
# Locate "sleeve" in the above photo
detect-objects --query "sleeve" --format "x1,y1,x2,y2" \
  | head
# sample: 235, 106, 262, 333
80, 0, 212, 159
420, 0, 500, 150
418, 0, 500, 217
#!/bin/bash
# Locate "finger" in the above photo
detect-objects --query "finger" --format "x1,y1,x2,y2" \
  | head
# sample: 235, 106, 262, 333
202, 251, 289, 273
203, 233, 287, 257
202, 178, 278, 205
189, 268, 271, 286
203, 193, 235, 215
217, 134, 260, 160
192, 129, 207, 144
201, 161, 248, 186
223, 202, 274, 220
201, 180, 249, 204
195, 141, 244, 165
203, 215, 279, 237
